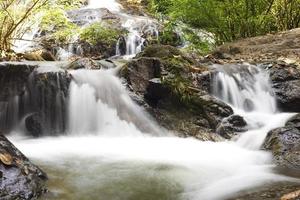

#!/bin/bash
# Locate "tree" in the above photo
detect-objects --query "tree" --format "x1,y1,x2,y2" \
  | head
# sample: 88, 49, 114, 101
0, 0, 49, 52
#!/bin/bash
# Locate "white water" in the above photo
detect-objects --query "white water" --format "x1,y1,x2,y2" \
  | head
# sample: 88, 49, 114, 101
85, 0, 159, 58
10, 64, 299, 200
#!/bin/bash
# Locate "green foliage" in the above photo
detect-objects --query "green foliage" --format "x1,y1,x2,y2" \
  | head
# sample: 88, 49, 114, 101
149, 0, 300, 43
79, 23, 122, 45
40, 8, 79, 43
159, 21, 182, 47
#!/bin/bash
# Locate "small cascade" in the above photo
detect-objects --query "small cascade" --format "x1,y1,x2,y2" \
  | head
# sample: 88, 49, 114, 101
212, 63, 294, 149
212, 64, 276, 113
68, 68, 163, 136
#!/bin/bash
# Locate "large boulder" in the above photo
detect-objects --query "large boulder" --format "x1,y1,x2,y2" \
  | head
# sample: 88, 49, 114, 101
0, 134, 47, 199
263, 114, 300, 170
268, 63, 300, 112
122, 45, 233, 140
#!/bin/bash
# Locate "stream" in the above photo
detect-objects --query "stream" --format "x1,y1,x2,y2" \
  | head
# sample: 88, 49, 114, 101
5, 0, 300, 200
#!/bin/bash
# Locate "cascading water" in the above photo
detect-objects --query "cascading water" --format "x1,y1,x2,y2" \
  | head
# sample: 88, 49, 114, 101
9, 63, 299, 200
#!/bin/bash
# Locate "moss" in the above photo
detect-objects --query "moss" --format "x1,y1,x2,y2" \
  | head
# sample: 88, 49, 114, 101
80, 22, 124, 46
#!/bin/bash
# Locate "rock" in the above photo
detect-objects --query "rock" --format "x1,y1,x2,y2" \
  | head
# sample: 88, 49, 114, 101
67, 58, 102, 70
23, 52, 44, 61
263, 114, 300, 170
216, 115, 247, 139
122, 45, 233, 140
25, 113, 42, 137
23, 50, 56, 61
145, 78, 170, 106
97, 59, 116, 69
40, 50, 56, 61
67, 8, 121, 29
195, 94, 234, 128
122, 57, 162, 94
0, 62, 71, 135
273, 80, 300, 112
0, 134, 47, 199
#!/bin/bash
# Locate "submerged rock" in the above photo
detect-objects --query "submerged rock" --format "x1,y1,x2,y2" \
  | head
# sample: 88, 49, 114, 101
263, 114, 300, 170
0, 134, 47, 199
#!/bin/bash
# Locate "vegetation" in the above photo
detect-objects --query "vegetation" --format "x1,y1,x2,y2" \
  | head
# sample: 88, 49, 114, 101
0, 0, 48, 52
79, 22, 122, 46
149, 0, 300, 43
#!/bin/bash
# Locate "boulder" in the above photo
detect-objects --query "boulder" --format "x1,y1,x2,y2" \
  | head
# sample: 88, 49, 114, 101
263, 114, 300, 169
0, 134, 47, 199
67, 58, 102, 70
268, 63, 300, 112
23, 50, 56, 61
216, 115, 247, 139
122, 57, 162, 94
122, 45, 233, 140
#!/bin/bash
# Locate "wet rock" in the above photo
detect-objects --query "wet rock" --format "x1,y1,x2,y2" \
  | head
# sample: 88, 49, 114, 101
122, 57, 162, 94
263, 114, 300, 169
29, 70, 71, 135
67, 57, 102, 70
122, 45, 233, 140
0, 62, 71, 135
216, 115, 247, 139
0, 134, 47, 199
25, 113, 42, 137
268, 63, 300, 112
145, 78, 170, 106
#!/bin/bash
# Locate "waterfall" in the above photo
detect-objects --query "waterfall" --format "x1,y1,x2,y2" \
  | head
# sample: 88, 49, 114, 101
212, 64, 276, 113
68, 68, 163, 136
212, 64, 294, 149
10, 64, 298, 200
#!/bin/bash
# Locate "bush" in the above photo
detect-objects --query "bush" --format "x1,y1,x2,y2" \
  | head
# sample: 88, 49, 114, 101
79, 23, 122, 45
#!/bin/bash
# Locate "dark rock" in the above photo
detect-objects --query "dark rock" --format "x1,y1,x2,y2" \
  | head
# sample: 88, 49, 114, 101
28, 70, 71, 135
67, 58, 102, 70
116, 36, 127, 56
40, 50, 56, 61
273, 80, 300, 112
25, 113, 42, 137
122, 57, 162, 94
286, 113, 300, 129
195, 95, 234, 128
216, 115, 247, 139
0, 62, 71, 135
263, 113, 300, 170
263, 126, 300, 170
0, 134, 47, 199
145, 78, 170, 106
122, 45, 233, 140
268, 63, 300, 112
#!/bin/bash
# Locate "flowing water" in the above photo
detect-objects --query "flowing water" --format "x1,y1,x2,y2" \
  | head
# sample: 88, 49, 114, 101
6, 1, 300, 199
9, 63, 299, 200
